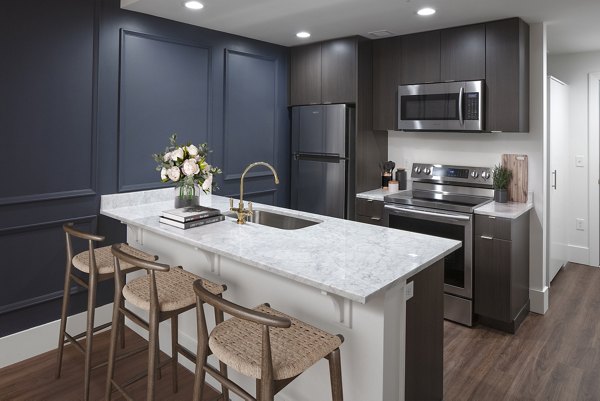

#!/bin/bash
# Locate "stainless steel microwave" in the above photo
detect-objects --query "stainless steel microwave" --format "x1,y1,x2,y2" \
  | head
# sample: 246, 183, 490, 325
397, 80, 484, 131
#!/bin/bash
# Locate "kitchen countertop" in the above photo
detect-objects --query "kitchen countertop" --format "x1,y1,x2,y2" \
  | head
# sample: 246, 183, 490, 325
101, 188, 460, 304
474, 200, 533, 219
356, 187, 402, 202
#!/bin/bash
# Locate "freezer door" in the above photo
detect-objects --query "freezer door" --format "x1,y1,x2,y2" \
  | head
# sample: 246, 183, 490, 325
292, 157, 346, 219
292, 104, 347, 157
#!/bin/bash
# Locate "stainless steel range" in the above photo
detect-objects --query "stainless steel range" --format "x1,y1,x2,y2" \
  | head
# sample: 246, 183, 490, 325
383, 163, 494, 326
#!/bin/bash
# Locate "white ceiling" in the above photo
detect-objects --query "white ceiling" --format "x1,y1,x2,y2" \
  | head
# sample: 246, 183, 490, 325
122, 0, 600, 54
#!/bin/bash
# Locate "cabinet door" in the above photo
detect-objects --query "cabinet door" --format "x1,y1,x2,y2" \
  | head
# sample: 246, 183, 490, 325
373, 37, 402, 130
485, 18, 529, 132
474, 236, 511, 321
400, 31, 440, 84
441, 24, 485, 81
321, 37, 357, 103
290, 43, 321, 105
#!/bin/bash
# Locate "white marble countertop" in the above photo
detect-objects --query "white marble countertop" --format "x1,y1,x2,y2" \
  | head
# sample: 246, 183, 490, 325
474, 201, 533, 219
101, 188, 460, 304
356, 188, 402, 202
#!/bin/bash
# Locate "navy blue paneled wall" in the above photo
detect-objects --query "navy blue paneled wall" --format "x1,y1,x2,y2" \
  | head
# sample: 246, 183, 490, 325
0, 0, 290, 336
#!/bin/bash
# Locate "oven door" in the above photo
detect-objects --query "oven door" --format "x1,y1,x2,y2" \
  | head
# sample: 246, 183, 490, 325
383, 204, 473, 299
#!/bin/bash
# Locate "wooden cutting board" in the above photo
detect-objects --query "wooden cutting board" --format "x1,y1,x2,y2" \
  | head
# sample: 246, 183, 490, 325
501, 154, 528, 203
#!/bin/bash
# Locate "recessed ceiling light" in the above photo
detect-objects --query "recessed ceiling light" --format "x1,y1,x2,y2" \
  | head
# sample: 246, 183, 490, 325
417, 7, 436, 16
184, 1, 204, 10
296, 31, 311, 39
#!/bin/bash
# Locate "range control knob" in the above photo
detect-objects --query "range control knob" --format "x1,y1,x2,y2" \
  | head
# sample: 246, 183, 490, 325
424, 167, 431, 175
414, 166, 422, 174
471, 171, 479, 178
481, 171, 491, 179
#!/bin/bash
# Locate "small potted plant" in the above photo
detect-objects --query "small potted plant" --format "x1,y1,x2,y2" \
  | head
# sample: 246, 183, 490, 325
492, 164, 512, 203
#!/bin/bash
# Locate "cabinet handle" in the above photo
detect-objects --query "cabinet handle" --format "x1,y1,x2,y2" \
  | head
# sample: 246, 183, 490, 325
488, 216, 495, 220
480, 235, 493, 240
366, 199, 374, 202
552, 170, 557, 189
371, 217, 381, 221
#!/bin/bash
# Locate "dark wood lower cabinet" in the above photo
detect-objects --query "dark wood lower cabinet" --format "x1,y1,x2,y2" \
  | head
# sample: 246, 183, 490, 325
406, 260, 444, 401
474, 212, 530, 333
355, 198, 383, 225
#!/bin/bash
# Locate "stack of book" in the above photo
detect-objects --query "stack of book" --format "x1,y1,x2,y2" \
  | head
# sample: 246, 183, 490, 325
159, 205, 224, 229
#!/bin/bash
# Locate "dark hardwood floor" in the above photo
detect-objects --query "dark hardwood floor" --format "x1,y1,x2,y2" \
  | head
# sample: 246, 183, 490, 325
444, 262, 600, 401
0, 328, 220, 401
1, 262, 599, 401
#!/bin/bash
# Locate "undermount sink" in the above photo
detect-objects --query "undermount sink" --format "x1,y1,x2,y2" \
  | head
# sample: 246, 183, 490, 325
224, 209, 322, 230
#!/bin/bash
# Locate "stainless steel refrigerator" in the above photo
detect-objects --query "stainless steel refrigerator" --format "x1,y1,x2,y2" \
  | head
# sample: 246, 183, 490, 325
291, 104, 355, 219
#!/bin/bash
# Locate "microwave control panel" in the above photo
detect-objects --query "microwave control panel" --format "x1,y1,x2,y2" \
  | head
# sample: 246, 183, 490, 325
465, 93, 479, 120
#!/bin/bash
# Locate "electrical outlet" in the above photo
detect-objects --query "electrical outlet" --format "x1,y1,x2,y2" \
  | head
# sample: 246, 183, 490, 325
576, 218, 585, 231
405, 281, 414, 300
576, 155, 585, 167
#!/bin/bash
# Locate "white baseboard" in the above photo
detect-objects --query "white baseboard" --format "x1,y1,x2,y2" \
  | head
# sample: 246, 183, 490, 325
0, 303, 113, 369
529, 286, 549, 314
568, 244, 590, 265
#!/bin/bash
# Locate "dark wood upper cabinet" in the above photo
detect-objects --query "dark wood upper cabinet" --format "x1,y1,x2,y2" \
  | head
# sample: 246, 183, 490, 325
372, 37, 402, 131
290, 43, 321, 105
290, 37, 357, 105
440, 24, 485, 81
485, 18, 530, 132
400, 30, 441, 84
321, 38, 357, 104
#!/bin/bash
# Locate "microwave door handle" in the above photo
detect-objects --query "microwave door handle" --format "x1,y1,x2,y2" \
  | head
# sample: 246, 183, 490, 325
458, 86, 464, 126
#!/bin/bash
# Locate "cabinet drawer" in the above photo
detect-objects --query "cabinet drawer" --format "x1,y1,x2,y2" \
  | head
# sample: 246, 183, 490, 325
356, 214, 383, 226
475, 214, 512, 240
356, 198, 384, 218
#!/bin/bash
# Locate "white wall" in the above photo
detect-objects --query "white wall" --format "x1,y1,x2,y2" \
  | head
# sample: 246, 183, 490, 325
548, 51, 600, 265
388, 23, 549, 313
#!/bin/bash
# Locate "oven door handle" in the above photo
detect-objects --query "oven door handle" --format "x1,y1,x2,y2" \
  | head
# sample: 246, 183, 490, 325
384, 204, 471, 222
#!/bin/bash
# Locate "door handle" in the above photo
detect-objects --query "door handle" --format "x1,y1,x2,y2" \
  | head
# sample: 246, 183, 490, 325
552, 170, 557, 189
480, 235, 493, 240
458, 87, 464, 126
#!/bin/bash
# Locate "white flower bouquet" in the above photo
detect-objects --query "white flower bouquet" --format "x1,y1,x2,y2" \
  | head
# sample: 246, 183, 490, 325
153, 134, 221, 206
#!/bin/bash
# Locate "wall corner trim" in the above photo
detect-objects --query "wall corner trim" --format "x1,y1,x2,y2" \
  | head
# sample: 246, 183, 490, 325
529, 286, 549, 314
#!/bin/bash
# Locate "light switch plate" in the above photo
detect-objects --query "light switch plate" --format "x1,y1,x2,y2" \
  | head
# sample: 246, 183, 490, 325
576, 155, 585, 167
405, 281, 414, 300
576, 218, 585, 231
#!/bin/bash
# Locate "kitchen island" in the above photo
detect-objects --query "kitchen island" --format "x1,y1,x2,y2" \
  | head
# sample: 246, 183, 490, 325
101, 188, 460, 401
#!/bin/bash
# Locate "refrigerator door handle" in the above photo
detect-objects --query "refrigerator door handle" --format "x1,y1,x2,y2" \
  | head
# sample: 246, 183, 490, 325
294, 152, 348, 162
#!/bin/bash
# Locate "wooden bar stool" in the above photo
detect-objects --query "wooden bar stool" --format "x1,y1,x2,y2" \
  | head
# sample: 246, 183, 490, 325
192, 279, 344, 401
56, 223, 157, 401
106, 243, 229, 401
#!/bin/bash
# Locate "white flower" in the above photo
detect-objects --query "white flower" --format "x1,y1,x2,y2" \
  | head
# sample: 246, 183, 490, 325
202, 174, 213, 191
186, 145, 199, 157
171, 147, 184, 161
162, 152, 171, 162
160, 167, 168, 181
167, 166, 181, 182
182, 158, 200, 176
202, 163, 211, 174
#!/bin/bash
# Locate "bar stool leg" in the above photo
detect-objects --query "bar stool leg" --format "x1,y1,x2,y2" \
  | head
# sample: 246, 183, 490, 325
119, 272, 126, 349
171, 316, 179, 393
193, 301, 209, 401
82, 270, 98, 401
327, 348, 343, 401
147, 308, 160, 401
105, 287, 122, 401
214, 305, 229, 401
55, 262, 73, 379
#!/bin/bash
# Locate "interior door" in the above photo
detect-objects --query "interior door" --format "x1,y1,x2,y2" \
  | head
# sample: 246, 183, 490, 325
548, 76, 570, 282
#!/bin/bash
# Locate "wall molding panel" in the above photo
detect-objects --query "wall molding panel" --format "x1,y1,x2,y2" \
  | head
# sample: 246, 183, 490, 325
222, 49, 279, 183
117, 29, 212, 192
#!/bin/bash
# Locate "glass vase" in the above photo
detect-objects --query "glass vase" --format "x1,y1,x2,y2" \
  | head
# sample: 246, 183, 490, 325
174, 184, 200, 208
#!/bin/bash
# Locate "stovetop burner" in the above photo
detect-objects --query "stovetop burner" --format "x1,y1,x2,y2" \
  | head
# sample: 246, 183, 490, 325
384, 163, 494, 213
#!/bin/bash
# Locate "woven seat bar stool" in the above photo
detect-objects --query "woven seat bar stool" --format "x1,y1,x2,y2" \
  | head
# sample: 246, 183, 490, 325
106, 243, 229, 401
56, 223, 157, 401
192, 279, 344, 401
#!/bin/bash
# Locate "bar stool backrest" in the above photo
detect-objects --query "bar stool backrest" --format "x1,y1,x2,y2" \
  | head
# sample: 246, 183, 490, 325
111, 243, 170, 314
63, 222, 105, 275
193, 279, 291, 399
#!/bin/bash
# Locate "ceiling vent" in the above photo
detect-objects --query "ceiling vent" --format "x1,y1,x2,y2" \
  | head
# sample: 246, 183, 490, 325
368, 30, 396, 38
